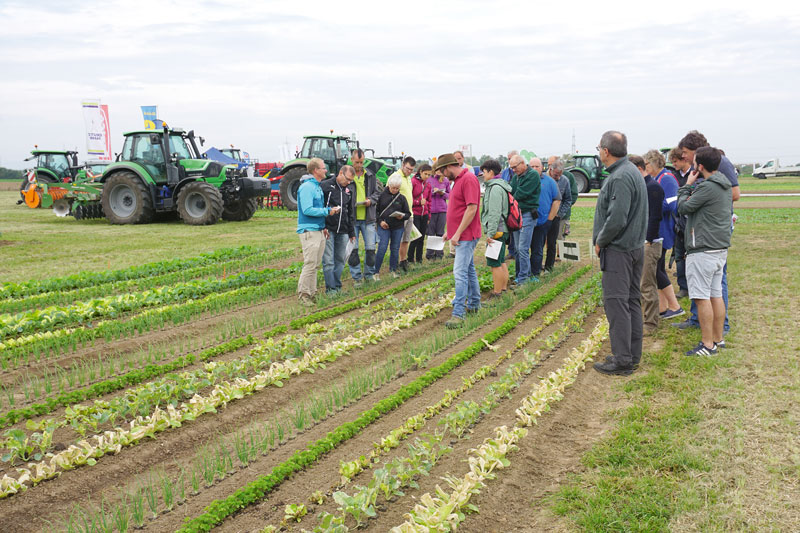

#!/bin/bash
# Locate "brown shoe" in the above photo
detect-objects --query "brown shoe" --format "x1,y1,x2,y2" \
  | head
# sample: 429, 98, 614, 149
298, 293, 315, 307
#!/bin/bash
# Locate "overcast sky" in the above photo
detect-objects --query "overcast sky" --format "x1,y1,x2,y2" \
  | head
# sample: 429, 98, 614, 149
1, 0, 799, 169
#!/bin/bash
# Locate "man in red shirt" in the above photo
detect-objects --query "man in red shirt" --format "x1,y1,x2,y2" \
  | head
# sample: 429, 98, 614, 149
437, 153, 482, 328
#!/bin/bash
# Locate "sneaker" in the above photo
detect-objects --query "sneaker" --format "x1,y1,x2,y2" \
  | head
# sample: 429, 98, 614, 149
593, 356, 633, 376
676, 288, 689, 299
400, 260, 409, 273
391, 271, 400, 279
672, 319, 698, 330
662, 308, 685, 320
685, 342, 717, 356
298, 294, 315, 307
372, 274, 381, 281
715, 340, 726, 349
353, 279, 363, 288
445, 316, 465, 329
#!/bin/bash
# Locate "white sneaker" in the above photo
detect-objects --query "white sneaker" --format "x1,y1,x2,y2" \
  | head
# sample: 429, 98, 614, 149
373, 274, 381, 281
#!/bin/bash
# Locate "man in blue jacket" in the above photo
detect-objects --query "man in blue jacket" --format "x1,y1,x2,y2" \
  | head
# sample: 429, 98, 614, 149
297, 157, 340, 306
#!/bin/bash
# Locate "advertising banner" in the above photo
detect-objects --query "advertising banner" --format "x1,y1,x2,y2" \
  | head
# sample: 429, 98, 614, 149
82, 101, 111, 161
141, 105, 158, 130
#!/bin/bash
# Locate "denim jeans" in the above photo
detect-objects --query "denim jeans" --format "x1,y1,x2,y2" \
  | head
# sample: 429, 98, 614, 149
322, 232, 350, 291
452, 238, 481, 318
349, 220, 377, 281
375, 226, 403, 274
513, 211, 536, 283
529, 219, 551, 277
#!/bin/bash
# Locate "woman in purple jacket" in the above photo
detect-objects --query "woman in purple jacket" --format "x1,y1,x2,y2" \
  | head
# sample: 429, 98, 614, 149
425, 169, 450, 260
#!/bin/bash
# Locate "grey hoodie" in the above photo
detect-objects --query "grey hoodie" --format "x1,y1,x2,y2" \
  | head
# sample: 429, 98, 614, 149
677, 171, 733, 254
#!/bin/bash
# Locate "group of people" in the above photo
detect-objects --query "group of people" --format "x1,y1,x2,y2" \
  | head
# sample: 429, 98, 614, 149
294, 129, 738, 368
293, 147, 581, 330
592, 130, 738, 376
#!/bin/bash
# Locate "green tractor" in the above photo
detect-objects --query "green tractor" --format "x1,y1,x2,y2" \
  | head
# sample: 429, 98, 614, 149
18, 149, 79, 200
566, 154, 609, 193
278, 134, 393, 210
99, 127, 269, 225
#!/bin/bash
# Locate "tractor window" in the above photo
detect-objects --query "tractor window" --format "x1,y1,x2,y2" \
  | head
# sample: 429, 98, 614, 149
336, 139, 350, 160
300, 139, 313, 159
39, 154, 70, 178
169, 135, 192, 160
132, 136, 164, 164
318, 139, 336, 165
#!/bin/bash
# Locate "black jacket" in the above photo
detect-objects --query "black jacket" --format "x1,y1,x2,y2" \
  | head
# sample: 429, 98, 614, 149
321, 177, 356, 237
376, 189, 410, 230
645, 175, 664, 243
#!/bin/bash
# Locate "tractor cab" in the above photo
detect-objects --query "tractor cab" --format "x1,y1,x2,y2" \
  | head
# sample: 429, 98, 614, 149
25, 150, 80, 183
297, 135, 358, 178
566, 154, 609, 193
118, 129, 198, 183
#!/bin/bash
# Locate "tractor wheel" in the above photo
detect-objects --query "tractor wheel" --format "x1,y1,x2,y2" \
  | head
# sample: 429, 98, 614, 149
573, 172, 590, 194
279, 167, 305, 211
177, 181, 224, 225
222, 197, 259, 221
102, 171, 155, 224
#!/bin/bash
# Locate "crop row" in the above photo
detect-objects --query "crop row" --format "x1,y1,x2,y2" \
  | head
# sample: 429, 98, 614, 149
0, 267, 453, 429
0, 263, 304, 339
175, 265, 589, 532
0, 292, 452, 497
391, 317, 609, 531
0, 260, 453, 370
283, 277, 602, 531
0, 245, 268, 299
0, 247, 297, 315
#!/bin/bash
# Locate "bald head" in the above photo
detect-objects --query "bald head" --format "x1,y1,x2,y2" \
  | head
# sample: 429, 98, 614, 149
509, 154, 527, 176
507, 150, 518, 159
529, 157, 543, 175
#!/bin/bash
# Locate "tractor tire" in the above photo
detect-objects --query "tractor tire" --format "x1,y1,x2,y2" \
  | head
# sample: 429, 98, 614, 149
279, 167, 305, 211
573, 172, 590, 194
101, 171, 155, 224
222, 197, 259, 221
177, 181, 224, 225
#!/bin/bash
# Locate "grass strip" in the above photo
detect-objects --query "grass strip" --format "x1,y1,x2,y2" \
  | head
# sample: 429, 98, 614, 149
177, 265, 590, 532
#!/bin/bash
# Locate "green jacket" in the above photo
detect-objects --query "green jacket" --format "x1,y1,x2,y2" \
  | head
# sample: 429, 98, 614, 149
481, 179, 513, 237
677, 171, 732, 254
510, 167, 541, 212
592, 157, 648, 252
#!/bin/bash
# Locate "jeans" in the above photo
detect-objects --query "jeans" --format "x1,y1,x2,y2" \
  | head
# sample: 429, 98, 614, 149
513, 211, 536, 283
689, 262, 730, 331
322, 232, 349, 292
375, 226, 403, 273
529, 219, 551, 277
452, 238, 481, 318
349, 220, 377, 281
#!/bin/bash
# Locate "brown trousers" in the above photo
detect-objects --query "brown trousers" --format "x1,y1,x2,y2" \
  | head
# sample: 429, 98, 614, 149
298, 230, 326, 297
640, 241, 662, 331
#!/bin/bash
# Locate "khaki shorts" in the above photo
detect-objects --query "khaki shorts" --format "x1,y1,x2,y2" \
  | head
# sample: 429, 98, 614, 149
401, 215, 414, 242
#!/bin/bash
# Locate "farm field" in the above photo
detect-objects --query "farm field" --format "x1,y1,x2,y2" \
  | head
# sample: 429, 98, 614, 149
0, 190, 798, 532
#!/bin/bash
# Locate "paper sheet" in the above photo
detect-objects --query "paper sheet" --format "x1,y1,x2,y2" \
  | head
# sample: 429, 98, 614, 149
485, 240, 502, 260
344, 239, 356, 260
426, 235, 445, 251
389, 211, 406, 219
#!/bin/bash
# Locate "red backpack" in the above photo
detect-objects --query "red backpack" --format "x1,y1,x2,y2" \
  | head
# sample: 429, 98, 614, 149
504, 190, 522, 231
